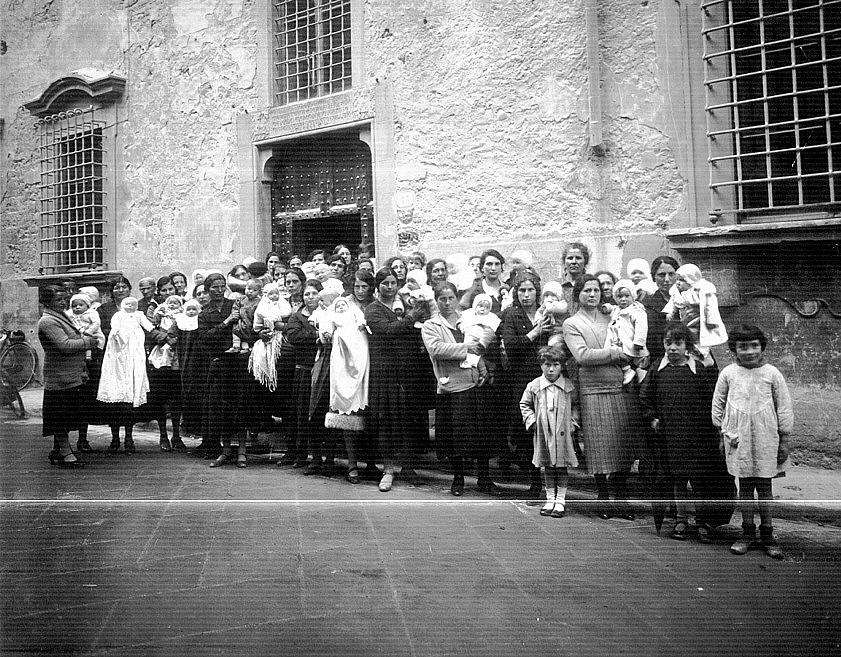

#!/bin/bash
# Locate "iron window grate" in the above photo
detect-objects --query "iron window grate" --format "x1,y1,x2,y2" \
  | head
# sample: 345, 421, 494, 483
273, 0, 352, 106
36, 107, 107, 273
703, 0, 841, 219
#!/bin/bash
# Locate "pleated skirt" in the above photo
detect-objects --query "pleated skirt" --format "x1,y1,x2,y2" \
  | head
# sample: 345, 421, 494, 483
579, 391, 638, 475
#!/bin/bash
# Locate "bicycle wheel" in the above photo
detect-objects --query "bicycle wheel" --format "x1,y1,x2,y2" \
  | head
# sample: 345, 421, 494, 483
0, 342, 38, 391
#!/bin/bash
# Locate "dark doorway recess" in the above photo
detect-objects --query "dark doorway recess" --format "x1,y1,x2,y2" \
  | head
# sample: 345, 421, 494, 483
270, 128, 374, 261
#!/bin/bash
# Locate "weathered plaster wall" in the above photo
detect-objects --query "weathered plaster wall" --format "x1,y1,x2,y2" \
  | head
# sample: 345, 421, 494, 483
362, 0, 686, 256
0, 0, 262, 285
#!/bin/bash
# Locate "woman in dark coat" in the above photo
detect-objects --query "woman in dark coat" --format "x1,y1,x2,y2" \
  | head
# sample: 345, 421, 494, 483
37, 285, 98, 467
500, 271, 551, 495
285, 279, 323, 469
642, 256, 680, 364
196, 273, 237, 459
179, 284, 209, 436
364, 267, 428, 492
275, 267, 306, 464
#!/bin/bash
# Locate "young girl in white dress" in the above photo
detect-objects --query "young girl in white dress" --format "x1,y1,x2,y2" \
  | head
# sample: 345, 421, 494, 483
712, 324, 793, 559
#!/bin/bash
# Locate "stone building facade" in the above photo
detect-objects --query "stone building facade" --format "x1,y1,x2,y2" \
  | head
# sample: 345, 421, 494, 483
1, 0, 838, 465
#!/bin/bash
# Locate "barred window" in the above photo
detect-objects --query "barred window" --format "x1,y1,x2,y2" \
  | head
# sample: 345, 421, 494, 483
703, 0, 841, 221
36, 107, 107, 273
273, 0, 352, 106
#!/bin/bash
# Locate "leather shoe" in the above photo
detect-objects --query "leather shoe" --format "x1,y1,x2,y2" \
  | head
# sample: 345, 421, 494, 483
477, 478, 503, 496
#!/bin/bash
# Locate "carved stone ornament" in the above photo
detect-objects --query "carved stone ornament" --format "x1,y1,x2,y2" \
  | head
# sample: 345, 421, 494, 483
23, 69, 126, 117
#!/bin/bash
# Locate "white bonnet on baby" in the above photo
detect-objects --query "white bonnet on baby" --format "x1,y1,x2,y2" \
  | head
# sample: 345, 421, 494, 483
406, 269, 427, 287
510, 249, 534, 267
676, 264, 703, 286
626, 258, 652, 280
318, 288, 341, 307
541, 281, 565, 300
78, 286, 100, 303
612, 278, 637, 299
69, 293, 91, 309
263, 282, 279, 295
472, 293, 493, 310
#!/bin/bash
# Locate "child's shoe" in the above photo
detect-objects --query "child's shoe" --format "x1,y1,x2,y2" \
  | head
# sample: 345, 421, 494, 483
760, 526, 784, 560
670, 521, 688, 540
730, 523, 756, 555
540, 489, 555, 516
622, 367, 635, 386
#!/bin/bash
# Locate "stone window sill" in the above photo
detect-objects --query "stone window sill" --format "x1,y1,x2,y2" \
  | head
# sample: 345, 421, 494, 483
666, 218, 841, 250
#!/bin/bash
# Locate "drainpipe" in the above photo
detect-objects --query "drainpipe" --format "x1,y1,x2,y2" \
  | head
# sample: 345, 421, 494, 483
585, 0, 604, 156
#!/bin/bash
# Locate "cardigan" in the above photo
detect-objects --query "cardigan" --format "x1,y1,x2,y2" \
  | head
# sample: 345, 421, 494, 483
38, 309, 96, 390
421, 314, 485, 394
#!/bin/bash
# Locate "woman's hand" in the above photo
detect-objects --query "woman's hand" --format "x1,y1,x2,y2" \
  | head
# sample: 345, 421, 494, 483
466, 343, 483, 356
321, 331, 333, 344
273, 320, 285, 332
527, 315, 551, 341
225, 307, 240, 325
650, 418, 660, 432
259, 328, 273, 341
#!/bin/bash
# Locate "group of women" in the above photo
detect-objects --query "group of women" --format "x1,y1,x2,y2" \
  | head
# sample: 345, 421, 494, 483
36, 242, 693, 511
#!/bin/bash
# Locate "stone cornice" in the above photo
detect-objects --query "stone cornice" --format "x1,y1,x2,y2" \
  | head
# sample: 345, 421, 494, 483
23, 70, 126, 117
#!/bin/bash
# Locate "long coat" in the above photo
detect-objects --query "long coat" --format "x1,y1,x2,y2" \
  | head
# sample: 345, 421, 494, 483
363, 299, 415, 420
520, 375, 578, 468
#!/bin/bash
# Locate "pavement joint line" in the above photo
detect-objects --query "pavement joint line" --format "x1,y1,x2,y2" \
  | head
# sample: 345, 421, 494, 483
361, 503, 419, 657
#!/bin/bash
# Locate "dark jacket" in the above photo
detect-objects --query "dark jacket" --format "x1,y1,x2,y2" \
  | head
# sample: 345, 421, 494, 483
38, 309, 96, 390
198, 298, 235, 357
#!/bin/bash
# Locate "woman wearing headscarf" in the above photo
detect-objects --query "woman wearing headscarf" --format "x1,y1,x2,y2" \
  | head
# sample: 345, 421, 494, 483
364, 267, 429, 492
562, 274, 640, 520
38, 285, 98, 467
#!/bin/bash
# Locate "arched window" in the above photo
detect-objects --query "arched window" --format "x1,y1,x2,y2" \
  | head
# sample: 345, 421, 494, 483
23, 70, 125, 274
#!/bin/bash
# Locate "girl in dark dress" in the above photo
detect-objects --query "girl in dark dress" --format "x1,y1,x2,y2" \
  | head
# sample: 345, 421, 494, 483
639, 322, 734, 541
364, 267, 428, 492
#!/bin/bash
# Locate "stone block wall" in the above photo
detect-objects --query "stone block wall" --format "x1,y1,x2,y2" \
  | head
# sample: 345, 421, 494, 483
363, 0, 686, 254
0, 0, 262, 285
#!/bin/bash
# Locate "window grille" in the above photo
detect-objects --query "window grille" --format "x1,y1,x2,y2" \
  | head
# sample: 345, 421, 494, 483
703, 0, 841, 220
36, 107, 107, 273
273, 0, 352, 106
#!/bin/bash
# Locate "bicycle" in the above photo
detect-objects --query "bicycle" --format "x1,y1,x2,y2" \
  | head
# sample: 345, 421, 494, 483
0, 330, 38, 391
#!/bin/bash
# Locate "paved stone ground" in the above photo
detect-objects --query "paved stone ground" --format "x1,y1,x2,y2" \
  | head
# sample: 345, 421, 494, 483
2, 417, 841, 656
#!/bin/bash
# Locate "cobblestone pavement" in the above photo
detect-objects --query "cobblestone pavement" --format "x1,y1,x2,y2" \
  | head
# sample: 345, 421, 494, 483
2, 418, 840, 656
